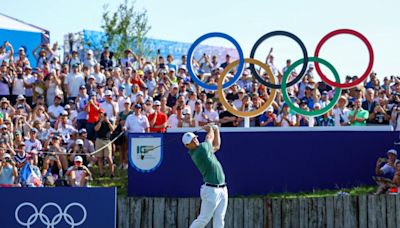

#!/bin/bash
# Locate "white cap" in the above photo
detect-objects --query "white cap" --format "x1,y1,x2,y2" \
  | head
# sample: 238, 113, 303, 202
64, 104, 71, 109
266, 106, 274, 113
62, 110, 69, 116
74, 155, 83, 162
88, 75, 95, 80
124, 97, 131, 104
153, 100, 161, 106
105, 90, 113, 96
387, 149, 397, 156
17, 95, 25, 100
179, 65, 187, 71
182, 132, 197, 145
87, 49, 93, 55
76, 139, 84, 145
3, 153, 11, 159
137, 91, 144, 96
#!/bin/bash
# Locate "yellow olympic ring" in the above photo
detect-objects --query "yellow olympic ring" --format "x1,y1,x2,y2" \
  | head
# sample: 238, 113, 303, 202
217, 58, 277, 118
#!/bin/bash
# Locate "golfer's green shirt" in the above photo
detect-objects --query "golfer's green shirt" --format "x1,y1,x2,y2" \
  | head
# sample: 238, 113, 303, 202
189, 141, 225, 185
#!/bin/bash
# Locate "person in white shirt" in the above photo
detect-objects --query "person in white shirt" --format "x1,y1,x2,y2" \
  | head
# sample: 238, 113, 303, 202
124, 104, 149, 133
23, 66, 35, 105
47, 95, 65, 127
0, 41, 14, 65
100, 90, 119, 124
277, 103, 296, 127
56, 111, 77, 144
191, 100, 206, 127
92, 63, 106, 85
24, 128, 43, 166
203, 99, 219, 124
65, 156, 91, 187
64, 64, 85, 101
333, 96, 351, 126
83, 50, 97, 73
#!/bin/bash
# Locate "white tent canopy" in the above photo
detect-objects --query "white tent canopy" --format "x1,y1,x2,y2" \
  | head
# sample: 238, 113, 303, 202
0, 13, 48, 34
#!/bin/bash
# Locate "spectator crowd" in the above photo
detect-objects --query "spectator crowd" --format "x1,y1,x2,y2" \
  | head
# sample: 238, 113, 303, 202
0, 40, 399, 187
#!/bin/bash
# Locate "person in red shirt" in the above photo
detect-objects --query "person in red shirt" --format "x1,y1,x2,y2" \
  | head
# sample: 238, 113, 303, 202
148, 100, 168, 133
85, 92, 100, 141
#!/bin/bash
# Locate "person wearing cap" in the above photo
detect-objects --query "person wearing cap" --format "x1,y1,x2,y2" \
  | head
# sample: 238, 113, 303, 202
100, 90, 118, 124
47, 94, 65, 127
14, 47, 30, 69
0, 98, 14, 121
14, 93, 32, 114
65, 155, 92, 187
56, 110, 77, 145
148, 100, 168, 133
124, 103, 149, 133
14, 142, 28, 170
76, 128, 95, 166
374, 149, 399, 194
332, 96, 351, 126
95, 108, 115, 177
203, 99, 219, 125
0, 153, 18, 187
75, 84, 89, 130
183, 124, 227, 227
259, 106, 277, 127
24, 128, 43, 165
0, 41, 14, 65
23, 65, 35, 105
64, 60, 85, 102
83, 49, 97, 73
85, 91, 101, 141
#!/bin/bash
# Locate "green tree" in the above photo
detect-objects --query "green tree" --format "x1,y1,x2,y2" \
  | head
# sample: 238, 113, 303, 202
102, 0, 151, 60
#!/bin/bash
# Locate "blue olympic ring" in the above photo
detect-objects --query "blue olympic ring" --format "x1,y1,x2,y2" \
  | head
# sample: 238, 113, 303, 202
186, 32, 245, 91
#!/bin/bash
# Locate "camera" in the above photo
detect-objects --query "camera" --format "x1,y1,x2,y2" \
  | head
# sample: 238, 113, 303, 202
17, 74, 23, 79
77, 167, 83, 171
5, 158, 11, 163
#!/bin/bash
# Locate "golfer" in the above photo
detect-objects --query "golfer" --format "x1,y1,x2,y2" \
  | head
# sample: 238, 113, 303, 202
182, 124, 228, 228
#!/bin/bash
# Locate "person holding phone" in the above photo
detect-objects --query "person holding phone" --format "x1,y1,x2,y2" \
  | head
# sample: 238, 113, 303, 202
65, 155, 91, 187
0, 153, 18, 187
374, 149, 399, 194
349, 99, 369, 126
94, 109, 115, 177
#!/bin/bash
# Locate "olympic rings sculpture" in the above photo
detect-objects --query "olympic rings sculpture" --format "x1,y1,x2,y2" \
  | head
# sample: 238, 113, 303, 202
15, 202, 87, 228
186, 29, 374, 117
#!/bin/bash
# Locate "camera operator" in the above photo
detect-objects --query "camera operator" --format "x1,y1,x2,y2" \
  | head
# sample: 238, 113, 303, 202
67, 139, 90, 167
0, 153, 18, 187
41, 151, 63, 186
65, 155, 91, 187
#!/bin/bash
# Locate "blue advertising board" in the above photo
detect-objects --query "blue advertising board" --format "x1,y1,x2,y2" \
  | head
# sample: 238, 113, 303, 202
1, 187, 116, 228
128, 130, 397, 197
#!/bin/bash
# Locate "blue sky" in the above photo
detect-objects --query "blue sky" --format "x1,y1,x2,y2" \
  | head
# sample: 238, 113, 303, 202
3, 0, 399, 80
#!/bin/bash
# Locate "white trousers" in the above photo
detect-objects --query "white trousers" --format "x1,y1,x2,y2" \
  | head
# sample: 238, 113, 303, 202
190, 184, 228, 228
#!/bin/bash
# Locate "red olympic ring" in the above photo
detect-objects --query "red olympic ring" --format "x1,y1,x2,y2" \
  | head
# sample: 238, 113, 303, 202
314, 29, 374, 89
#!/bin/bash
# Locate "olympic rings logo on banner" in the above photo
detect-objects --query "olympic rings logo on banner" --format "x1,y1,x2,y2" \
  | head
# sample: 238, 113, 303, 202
186, 29, 374, 117
15, 202, 87, 228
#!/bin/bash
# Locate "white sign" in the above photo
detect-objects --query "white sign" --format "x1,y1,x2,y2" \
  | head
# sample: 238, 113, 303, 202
128, 135, 163, 173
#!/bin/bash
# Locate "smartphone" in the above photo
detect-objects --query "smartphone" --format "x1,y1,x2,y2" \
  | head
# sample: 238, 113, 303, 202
77, 167, 83, 171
